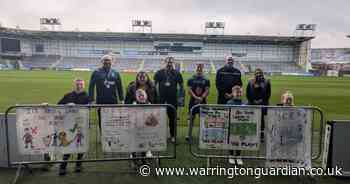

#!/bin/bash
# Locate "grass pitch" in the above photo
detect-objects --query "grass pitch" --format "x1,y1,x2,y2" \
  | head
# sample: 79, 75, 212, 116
0, 70, 350, 184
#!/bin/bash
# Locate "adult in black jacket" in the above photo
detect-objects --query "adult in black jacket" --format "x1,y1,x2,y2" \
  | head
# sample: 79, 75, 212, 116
215, 56, 242, 104
125, 71, 158, 104
246, 68, 271, 106
58, 79, 89, 176
154, 57, 184, 143
246, 68, 271, 142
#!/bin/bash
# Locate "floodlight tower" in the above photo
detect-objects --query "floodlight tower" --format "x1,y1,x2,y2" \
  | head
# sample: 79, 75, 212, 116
131, 20, 152, 33
40, 18, 62, 31
294, 24, 316, 36
204, 21, 225, 35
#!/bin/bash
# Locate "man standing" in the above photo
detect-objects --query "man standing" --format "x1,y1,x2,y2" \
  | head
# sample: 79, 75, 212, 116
186, 63, 210, 141
154, 57, 184, 143
215, 56, 242, 104
88, 55, 124, 130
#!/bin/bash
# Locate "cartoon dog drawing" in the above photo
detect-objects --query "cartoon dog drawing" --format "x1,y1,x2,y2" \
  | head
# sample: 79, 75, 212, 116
58, 131, 73, 147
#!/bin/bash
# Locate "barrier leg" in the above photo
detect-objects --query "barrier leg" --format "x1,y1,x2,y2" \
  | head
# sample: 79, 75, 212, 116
12, 164, 23, 184
206, 158, 211, 168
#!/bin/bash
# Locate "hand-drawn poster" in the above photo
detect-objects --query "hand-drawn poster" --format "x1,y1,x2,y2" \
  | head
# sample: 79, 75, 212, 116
229, 107, 261, 150
266, 108, 312, 168
16, 106, 90, 155
101, 107, 167, 153
199, 106, 230, 150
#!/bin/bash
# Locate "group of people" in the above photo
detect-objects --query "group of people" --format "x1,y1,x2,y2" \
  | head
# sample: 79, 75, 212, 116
49, 54, 295, 175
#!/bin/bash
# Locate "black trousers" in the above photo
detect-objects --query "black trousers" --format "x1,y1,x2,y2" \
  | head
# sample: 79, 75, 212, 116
97, 108, 102, 132
217, 94, 229, 105
59, 153, 84, 169
159, 97, 177, 138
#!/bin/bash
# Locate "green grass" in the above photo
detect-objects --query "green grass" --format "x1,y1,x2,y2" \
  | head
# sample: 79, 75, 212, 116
0, 70, 350, 184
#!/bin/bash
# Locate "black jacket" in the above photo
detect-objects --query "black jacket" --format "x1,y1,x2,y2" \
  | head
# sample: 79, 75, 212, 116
154, 68, 183, 98
246, 78, 271, 105
124, 81, 158, 104
58, 91, 90, 105
215, 66, 242, 102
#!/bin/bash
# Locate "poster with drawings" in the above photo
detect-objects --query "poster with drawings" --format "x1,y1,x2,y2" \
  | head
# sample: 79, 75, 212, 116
229, 107, 261, 150
16, 106, 90, 155
101, 107, 167, 153
199, 107, 230, 150
266, 108, 312, 168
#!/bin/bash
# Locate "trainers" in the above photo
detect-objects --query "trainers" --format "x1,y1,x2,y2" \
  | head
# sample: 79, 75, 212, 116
146, 150, 153, 158
75, 165, 82, 173
236, 159, 243, 165
171, 137, 176, 143
58, 168, 67, 176
228, 158, 235, 165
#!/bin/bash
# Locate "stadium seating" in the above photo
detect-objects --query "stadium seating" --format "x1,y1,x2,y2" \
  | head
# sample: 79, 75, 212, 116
143, 58, 163, 72
21, 55, 61, 69
56, 57, 100, 70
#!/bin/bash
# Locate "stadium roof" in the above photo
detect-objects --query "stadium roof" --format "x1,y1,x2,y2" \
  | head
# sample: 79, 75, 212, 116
0, 27, 314, 44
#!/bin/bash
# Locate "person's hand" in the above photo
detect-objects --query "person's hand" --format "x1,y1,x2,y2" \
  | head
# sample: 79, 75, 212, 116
120, 100, 125, 104
67, 103, 75, 106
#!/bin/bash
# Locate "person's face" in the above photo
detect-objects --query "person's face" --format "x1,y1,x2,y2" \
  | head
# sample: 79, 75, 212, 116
232, 89, 242, 99
284, 97, 293, 106
196, 65, 203, 75
103, 59, 112, 70
137, 73, 147, 85
226, 57, 234, 67
136, 91, 147, 103
166, 58, 174, 70
255, 71, 264, 80
75, 80, 85, 93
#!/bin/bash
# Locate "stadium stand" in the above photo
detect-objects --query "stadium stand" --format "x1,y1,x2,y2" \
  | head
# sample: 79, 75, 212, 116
0, 26, 313, 73
21, 55, 61, 69
56, 57, 99, 70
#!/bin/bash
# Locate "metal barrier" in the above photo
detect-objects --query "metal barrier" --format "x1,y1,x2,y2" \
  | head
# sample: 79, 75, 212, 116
4, 104, 177, 171
188, 104, 324, 167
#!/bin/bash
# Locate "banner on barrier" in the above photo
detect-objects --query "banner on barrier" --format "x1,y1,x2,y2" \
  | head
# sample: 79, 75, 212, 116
101, 107, 167, 153
266, 108, 312, 168
199, 106, 261, 150
16, 107, 90, 155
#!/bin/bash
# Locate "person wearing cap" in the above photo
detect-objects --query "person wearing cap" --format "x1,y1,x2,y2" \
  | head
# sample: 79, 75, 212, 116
154, 57, 184, 143
215, 56, 242, 104
57, 78, 90, 176
246, 68, 271, 142
186, 63, 210, 141
88, 55, 124, 130
125, 71, 158, 104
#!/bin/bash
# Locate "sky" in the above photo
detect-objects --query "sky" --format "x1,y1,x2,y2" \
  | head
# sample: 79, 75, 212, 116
0, 0, 349, 48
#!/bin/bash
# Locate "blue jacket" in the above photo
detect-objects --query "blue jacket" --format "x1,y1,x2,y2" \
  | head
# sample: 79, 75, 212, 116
88, 68, 124, 104
226, 99, 246, 106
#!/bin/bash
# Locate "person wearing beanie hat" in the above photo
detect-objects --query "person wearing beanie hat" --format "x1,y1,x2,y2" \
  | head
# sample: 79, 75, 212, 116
88, 55, 124, 130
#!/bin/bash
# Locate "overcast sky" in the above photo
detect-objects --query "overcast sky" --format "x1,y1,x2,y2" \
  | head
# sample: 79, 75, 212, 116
1, 0, 349, 48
